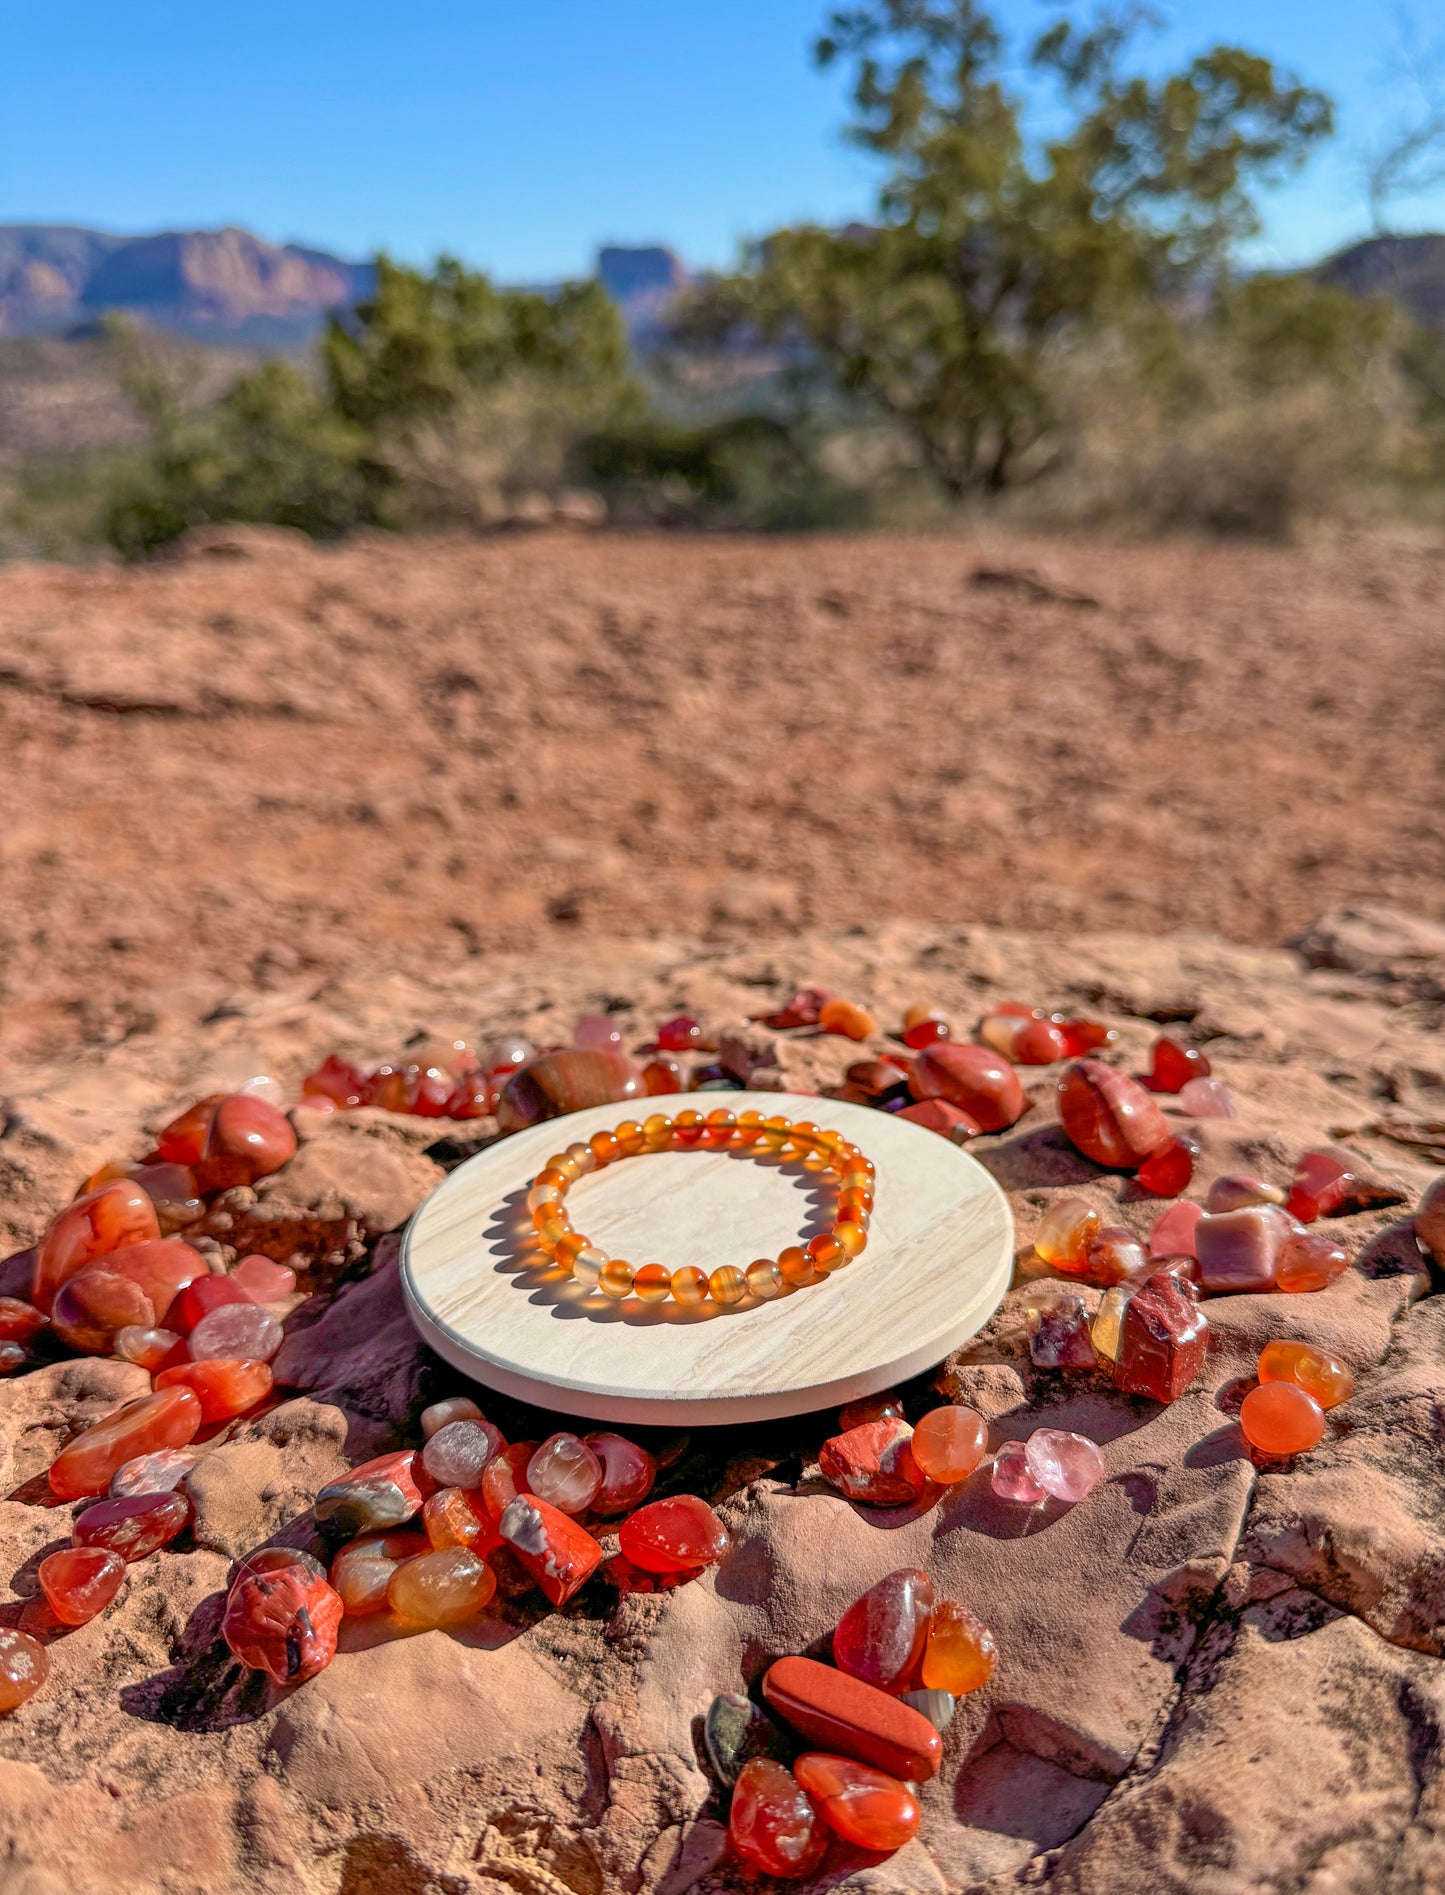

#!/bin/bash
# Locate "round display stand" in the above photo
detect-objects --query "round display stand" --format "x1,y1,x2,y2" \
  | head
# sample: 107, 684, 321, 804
401, 1091, 1014, 1426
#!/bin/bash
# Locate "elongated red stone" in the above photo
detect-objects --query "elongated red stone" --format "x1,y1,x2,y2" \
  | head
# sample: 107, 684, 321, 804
833, 1568, 933, 1694
155, 1358, 273, 1422
496, 1051, 643, 1132
897, 1098, 980, 1142
0, 1297, 44, 1346
50, 1269, 155, 1354
794, 1751, 922, 1851
730, 1758, 828, 1880
39, 1546, 125, 1624
154, 1095, 224, 1166
910, 1044, 1025, 1133
315, 1451, 425, 1535
583, 1432, 656, 1513
1057, 1061, 1169, 1170
617, 1495, 729, 1573
762, 1655, 942, 1781
820, 1419, 927, 1507
33, 1180, 161, 1312
1136, 1135, 1199, 1198
50, 1386, 203, 1499
498, 1493, 602, 1605
73, 1488, 189, 1560
222, 1554, 343, 1684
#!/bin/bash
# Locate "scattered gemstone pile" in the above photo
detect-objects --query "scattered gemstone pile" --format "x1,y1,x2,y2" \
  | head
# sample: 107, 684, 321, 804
2, 976, 1412, 1884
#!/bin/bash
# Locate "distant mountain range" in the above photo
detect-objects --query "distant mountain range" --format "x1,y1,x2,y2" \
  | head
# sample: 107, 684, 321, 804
0, 224, 691, 347
1, 219, 1442, 348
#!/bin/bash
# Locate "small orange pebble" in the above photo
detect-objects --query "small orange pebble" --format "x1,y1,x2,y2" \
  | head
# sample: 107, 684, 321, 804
921, 1600, 997, 1696
155, 1358, 273, 1422
793, 1751, 921, 1852
1257, 1340, 1353, 1409
910, 1406, 988, 1483
818, 999, 877, 1040
1032, 1197, 1101, 1273
1240, 1380, 1326, 1456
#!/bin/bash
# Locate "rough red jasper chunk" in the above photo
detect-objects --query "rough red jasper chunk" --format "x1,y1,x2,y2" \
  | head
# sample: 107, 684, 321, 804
820, 1419, 927, 1507
1137, 1134, 1199, 1198
833, 1567, 934, 1695
617, 1494, 730, 1573
583, 1432, 656, 1513
1142, 1037, 1211, 1093
40, 1546, 126, 1624
314, 1450, 424, 1535
730, 1758, 828, 1880
762, 1655, 943, 1782
1113, 1271, 1209, 1402
1057, 1060, 1170, 1170
498, 1493, 603, 1604
73, 1488, 189, 1560
155, 1358, 272, 1421
33, 1180, 160, 1312
794, 1751, 922, 1852
910, 1043, 1025, 1133
222, 1553, 343, 1684
50, 1386, 202, 1499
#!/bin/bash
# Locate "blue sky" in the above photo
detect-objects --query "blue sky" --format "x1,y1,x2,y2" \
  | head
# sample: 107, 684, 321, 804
3, 1, 1443, 278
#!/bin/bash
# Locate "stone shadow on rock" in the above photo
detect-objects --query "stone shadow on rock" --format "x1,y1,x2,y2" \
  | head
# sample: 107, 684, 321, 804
972, 1124, 1097, 1194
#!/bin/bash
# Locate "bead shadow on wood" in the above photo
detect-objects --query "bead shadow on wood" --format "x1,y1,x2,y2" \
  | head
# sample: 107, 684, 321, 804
482, 1150, 842, 1327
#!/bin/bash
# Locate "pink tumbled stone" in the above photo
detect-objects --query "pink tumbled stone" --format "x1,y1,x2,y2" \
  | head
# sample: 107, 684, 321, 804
1195, 1205, 1298, 1293
109, 1447, 195, 1498
421, 1396, 484, 1439
1178, 1078, 1237, 1119
1024, 1428, 1106, 1503
991, 1440, 1046, 1503
1206, 1175, 1284, 1214
1147, 1200, 1203, 1260
527, 1433, 603, 1514
573, 1014, 624, 1053
188, 1301, 284, 1363
230, 1254, 298, 1302
422, 1418, 504, 1488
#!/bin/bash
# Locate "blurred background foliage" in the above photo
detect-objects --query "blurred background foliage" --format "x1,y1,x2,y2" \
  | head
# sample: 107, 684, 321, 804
5, 0, 1445, 558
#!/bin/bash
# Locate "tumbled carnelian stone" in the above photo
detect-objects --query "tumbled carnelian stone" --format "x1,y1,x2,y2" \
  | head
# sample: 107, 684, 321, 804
169, 1271, 250, 1334
223, 1554, 343, 1684
481, 1441, 536, 1522
331, 1529, 429, 1613
192, 1095, 297, 1192
1057, 1060, 1170, 1170
618, 1495, 729, 1574
910, 1406, 988, 1483
794, 1751, 921, 1852
730, 1758, 829, 1880
50, 1268, 154, 1354
818, 998, 877, 1040
155, 1358, 272, 1422
911, 1044, 1025, 1133
584, 1432, 657, 1513
1258, 1339, 1353, 1408
833, 1567, 933, 1695
422, 1489, 501, 1556
73, 1488, 189, 1561
0, 1297, 44, 1346
497, 1493, 603, 1604
387, 1546, 497, 1625
33, 1181, 161, 1313
0, 1628, 49, 1712
50, 1386, 203, 1499
632, 1263, 673, 1303
39, 1545, 125, 1624
1276, 1231, 1351, 1293
155, 1095, 223, 1166
1240, 1380, 1326, 1456
922, 1600, 998, 1695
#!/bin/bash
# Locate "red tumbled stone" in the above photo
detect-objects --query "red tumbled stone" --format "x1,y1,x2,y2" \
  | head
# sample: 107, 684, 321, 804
617, 1494, 730, 1573
729, 1758, 828, 1880
32, 1180, 160, 1313
1286, 1150, 1356, 1224
833, 1567, 933, 1695
155, 1358, 273, 1422
314, 1450, 425, 1535
1137, 1134, 1200, 1198
193, 1095, 297, 1192
498, 1493, 602, 1605
1058, 1060, 1170, 1170
222, 1553, 343, 1684
1143, 1037, 1211, 1093
910, 1044, 1025, 1133
897, 1098, 980, 1143
39, 1546, 125, 1624
762, 1655, 943, 1781
170, 1272, 251, 1334
73, 1488, 189, 1561
1113, 1271, 1210, 1402
50, 1386, 203, 1499
794, 1751, 922, 1852
819, 1419, 927, 1507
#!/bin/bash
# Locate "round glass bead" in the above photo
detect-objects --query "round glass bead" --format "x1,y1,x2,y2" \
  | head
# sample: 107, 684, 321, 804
633, 1264, 672, 1302
671, 1266, 710, 1305
807, 1233, 844, 1272
599, 1258, 635, 1298
589, 1130, 620, 1165
778, 1246, 813, 1287
710, 1265, 747, 1304
572, 1247, 606, 1291
642, 1114, 674, 1149
746, 1258, 783, 1299
835, 1221, 868, 1258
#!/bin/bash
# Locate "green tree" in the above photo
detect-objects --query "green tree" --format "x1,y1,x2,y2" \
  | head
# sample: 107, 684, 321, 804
679, 2, 1334, 497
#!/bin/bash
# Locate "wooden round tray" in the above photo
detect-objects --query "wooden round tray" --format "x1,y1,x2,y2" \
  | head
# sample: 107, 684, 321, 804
400, 1091, 1013, 1426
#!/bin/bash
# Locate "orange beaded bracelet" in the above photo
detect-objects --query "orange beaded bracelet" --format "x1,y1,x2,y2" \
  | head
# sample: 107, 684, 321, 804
525, 1108, 875, 1306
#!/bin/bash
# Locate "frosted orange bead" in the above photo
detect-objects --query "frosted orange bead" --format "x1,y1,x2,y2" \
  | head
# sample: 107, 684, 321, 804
807, 1233, 844, 1272
835, 1221, 868, 1258
710, 1265, 747, 1304
1258, 1340, 1353, 1409
599, 1258, 635, 1298
746, 1258, 783, 1299
778, 1246, 813, 1286
643, 1114, 674, 1148
589, 1130, 620, 1165
910, 1406, 987, 1482
671, 1266, 710, 1305
614, 1119, 644, 1154
922, 1600, 997, 1695
1240, 1381, 1325, 1456
819, 999, 877, 1039
633, 1264, 672, 1303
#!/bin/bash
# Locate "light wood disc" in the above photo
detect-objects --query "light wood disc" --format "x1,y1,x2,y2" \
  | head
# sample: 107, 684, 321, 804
401, 1091, 1013, 1426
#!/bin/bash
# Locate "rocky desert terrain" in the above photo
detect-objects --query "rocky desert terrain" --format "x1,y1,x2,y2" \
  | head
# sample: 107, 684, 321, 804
1, 527, 1444, 1895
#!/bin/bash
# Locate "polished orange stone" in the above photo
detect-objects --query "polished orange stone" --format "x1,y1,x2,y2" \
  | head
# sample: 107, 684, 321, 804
834, 1221, 868, 1259
497, 1493, 603, 1604
1240, 1380, 1326, 1456
910, 1406, 988, 1483
481, 1441, 536, 1522
330, 1529, 430, 1612
778, 1245, 813, 1287
729, 1758, 828, 1880
223, 1553, 343, 1684
39, 1545, 125, 1624
806, 1233, 844, 1272
818, 998, 877, 1040
50, 1268, 155, 1354
33, 1180, 161, 1312
1086, 1225, 1151, 1286
921, 1600, 997, 1695
154, 1095, 224, 1166
315, 1451, 425, 1535
671, 1265, 710, 1306
422, 1488, 502, 1555
599, 1258, 636, 1298
155, 1358, 273, 1422
1258, 1340, 1353, 1408
50, 1386, 203, 1499
496, 1050, 643, 1132
709, 1265, 747, 1304
632, 1263, 673, 1302
193, 1094, 298, 1191
0, 1628, 49, 1712
794, 1751, 921, 1851
0, 1297, 44, 1347
619, 1494, 730, 1573
114, 1325, 186, 1371
1033, 1197, 1101, 1273
1276, 1231, 1351, 1293
388, 1546, 496, 1624
1057, 1060, 1169, 1170
911, 1043, 1026, 1133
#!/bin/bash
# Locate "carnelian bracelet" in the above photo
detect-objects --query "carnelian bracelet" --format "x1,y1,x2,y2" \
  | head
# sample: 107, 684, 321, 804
526, 1108, 875, 1305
